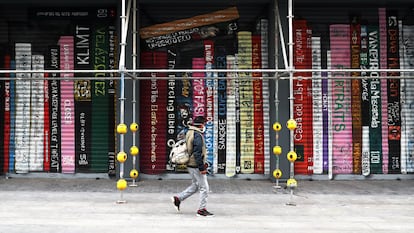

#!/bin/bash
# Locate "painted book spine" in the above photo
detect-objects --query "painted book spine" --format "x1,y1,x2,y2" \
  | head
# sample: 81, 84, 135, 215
48, 46, 61, 173
14, 43, 32, 173
305, 28, 314, 174
330, 24, 352, 174
192, 58, 206, 118
322, 70, 329, 173
379, 8, 389, 174
140, 7, 239, 39
166, 47, 178, 171
238, 31, 254, 174
312, 36, 323, 174
107, 24, 117, 176
215, 44, 227, 174
74, 24, 92, 172
43, 58, 50, 172
386, 11, 401, 174
327, 50, 334, 178
399, 20, 407, 174
8, 60, 16, 173
259, 19, 271, 175
139, 51, 168, 174
91, 25, 109, 172
402, 25, 414, 173
234, 55, 241, 174
3, 55, 11, 173
361, 25, 371, 176
225, 55, 237, 177
29, 55, 45, 171
252, 35, 265, 174
0, 58, 4, 174
293, 20, 313, 174
59, 36, 75, 174
350, 17, 362, 174
204, 40, 215, 174
368, 26, 383, 174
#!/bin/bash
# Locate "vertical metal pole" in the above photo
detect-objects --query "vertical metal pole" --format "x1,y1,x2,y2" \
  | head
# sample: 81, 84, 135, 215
129, 0, 138, 187
117, 0, 129, 204
276, 1, 289, 70
286, 0, 297, 206
273, 0, 281, 189
288, 0, 294, 178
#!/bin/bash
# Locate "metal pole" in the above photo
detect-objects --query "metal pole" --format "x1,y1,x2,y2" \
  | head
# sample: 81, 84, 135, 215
273, 0, 282, 189
276, 1, 288, 70
130, 0, 138, 187
286, 0, 297, 206
0, 68, 411, 75
116, 0, 130, 204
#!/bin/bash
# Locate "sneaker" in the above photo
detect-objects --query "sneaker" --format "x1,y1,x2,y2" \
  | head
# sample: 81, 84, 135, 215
171, 196, 181, 212
196, 208, 214, 217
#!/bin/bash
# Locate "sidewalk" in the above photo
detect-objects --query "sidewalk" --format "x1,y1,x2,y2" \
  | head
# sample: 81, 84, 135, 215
0, 177, 414, 233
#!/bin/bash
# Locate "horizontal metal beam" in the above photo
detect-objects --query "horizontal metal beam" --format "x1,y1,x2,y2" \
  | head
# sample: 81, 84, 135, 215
0, 68, 413, 74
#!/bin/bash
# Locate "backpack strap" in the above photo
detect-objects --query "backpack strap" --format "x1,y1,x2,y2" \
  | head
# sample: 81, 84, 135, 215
185, 129, 195, 154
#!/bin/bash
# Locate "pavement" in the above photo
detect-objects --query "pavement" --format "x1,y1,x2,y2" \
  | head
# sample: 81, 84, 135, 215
0, 176, 414, 233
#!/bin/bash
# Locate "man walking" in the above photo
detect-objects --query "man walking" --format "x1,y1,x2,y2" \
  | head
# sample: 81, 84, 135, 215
171, 116, 214, 217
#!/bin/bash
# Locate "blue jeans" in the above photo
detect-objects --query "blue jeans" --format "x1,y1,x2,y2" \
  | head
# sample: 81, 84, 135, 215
177, 167, 209, 210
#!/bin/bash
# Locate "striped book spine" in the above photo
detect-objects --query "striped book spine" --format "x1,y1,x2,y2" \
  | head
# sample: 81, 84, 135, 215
155, 53, 168, 174
252, 35, 265, 174
74, 24, 92, 172
0, 62, 4, 174
259, 19, 271, 175
107, 24, 117, 175
8, 60, 16, 173
238, 31, 254, 174
235, 55, 241, 174
43, 59, 50, 172
399, 20, 407, 174
225, 55, 237, 177
386, 11, 401, 174
293, 20, 313, 174
14, 43, 32, 173
327, 50, 334, 178
305, 28, 314, 174
350, 17, 362, 174
312, 36, 323, 174
204, 40, 215, 174
330, 24, 353, 174
322, 69, 329, 173
368, 26, 383, 174
3, 55, 11, 173
379, 8, 389, 174
139, 51, 168, 174
59, 36, 75, 174
215, 44, 228, 174
30, 55, 45, 171
361, 25, 371, 176
166, 48, 177, 167
91, 25, 109, 172
192, 57, 209, 172
192, 58, 206, 118
166, 47, 177, 171
402, 25, 414, 172
48, 46, 61, 173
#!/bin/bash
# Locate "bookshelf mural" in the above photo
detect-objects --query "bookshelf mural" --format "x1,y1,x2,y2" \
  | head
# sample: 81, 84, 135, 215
0, 7, 117, 175
138, 5, 414, 176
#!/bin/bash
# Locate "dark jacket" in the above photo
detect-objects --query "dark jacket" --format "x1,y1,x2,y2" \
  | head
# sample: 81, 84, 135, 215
186, 126, 207, 171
